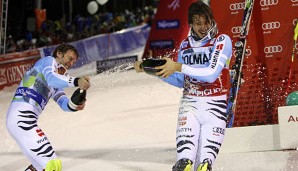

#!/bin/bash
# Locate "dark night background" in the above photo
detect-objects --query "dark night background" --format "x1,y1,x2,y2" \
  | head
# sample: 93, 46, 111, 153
7, 0, 158, 40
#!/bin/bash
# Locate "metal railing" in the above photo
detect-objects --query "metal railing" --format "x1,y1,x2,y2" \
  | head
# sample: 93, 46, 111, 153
0, 0, 8, 55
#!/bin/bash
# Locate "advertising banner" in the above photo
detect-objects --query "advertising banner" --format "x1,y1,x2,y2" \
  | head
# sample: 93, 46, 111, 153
211, 0, 298, 126
0, 50, 40, 90
142, 0, 197, 61
40, 24, 150, 68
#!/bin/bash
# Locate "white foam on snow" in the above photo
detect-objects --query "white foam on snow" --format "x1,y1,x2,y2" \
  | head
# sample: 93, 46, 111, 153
0, 69, 298, 171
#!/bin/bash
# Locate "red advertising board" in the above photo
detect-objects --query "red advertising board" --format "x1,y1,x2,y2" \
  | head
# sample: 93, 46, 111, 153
211, 0, 298, 126
146, 0, 298, 127
143, 0, 197, 61
0, 50, 40, 90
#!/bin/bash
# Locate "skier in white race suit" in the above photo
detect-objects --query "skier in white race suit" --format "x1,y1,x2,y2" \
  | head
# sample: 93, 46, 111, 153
6, 44, 90, 171
134, 1, 232, 171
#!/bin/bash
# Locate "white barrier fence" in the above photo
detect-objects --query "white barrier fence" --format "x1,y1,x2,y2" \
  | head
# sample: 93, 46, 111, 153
221, 105, 298, 153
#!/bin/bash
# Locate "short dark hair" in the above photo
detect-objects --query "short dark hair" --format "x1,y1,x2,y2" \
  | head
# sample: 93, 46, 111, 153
188, 1, 214, 25
52, 44, 79, 59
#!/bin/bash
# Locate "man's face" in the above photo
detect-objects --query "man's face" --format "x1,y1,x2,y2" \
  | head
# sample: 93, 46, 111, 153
57, 50, 78, 69
56, 50, 78, 75
191, 15, 212, 39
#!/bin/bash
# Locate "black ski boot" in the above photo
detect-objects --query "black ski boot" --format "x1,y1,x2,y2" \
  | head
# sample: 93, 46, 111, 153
172, 158, 193, 171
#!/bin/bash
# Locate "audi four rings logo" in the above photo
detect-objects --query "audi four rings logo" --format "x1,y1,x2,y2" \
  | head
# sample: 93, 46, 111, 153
264, 45, 282, 54
294, 19, 298, 26
262, 22, 280, 30
246, 49, 252, 56
260, 0, 278, 6
229, 2, 245, 10
233, 49, 252, 57
231, 26, 242, 34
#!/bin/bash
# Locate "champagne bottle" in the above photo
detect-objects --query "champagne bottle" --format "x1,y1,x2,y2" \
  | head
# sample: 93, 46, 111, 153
141, 58, 166, 76
68, 88, 87, 111
71, 88, 86, 105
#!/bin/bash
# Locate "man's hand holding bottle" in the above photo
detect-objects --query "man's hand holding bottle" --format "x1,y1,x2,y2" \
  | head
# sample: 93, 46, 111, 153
78, 77, 91, 90
69, 77, 90, 111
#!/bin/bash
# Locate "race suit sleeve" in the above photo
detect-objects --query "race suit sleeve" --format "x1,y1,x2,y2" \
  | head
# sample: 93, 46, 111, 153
40, 57, 78, 89
159, 48, 185, 88
52, 88, 74, 112
160, 72, 185, 88
181, 34, 232, 83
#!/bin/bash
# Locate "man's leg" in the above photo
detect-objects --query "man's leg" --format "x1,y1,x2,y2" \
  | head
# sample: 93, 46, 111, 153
194, 96, 227, 171
172, 96, 200, 171
6, 103, 58, 171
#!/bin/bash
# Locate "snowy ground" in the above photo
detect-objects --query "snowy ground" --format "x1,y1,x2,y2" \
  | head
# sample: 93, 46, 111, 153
1, 69, 298, 171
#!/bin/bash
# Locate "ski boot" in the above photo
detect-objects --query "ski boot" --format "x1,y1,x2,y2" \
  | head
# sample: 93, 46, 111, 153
172, 158, 193, 171
24, 165, 37, 171
45, 159, 62, 171
196, 159, 212, 171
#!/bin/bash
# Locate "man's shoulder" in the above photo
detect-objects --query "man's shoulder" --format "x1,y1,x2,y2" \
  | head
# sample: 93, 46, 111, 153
215, 33, 231, 42
39, 56, 55, 62
42, 56, 55, 59
179, 36, 191, 48
35, 56, 57, 68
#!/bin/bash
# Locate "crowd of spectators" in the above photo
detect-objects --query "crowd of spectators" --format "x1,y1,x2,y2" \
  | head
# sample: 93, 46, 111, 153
5, 6, 156, 54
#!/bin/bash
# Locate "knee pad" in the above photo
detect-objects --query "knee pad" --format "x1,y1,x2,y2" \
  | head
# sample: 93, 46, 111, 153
45, 159, 62, 171
172, 158, 193, 171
